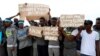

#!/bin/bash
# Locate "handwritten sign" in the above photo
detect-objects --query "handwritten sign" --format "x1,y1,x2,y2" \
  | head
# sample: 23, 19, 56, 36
45, 36, 58, 41
43, 27, 59, 41
19, 3, 50, 20
29, 26, 43, 37
43, 27, 59, 36
60, 14, 85, 27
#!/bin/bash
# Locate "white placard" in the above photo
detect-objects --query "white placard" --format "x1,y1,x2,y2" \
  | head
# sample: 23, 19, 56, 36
43, 27, 59, 36
19, 3, 50, 20
29, 26, 43, 37
45, 36, 58, 41
43, 27, 59, 41
60, 14, 85, 27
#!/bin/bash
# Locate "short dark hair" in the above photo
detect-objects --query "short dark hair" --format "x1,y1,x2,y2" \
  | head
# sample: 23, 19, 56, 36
39, 17, 45, 21
96, 17, 100, 21
84, 20, 93, 25
51, 17, 58, 21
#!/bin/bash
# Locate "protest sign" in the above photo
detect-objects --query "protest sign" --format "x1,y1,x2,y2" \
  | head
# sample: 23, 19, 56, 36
60, 14, 84, 27
45, 36, 58, 41
29, 26, 43, 37
19, 3, 50, 20
43, 27, 59, 41
43, 27, 59, 36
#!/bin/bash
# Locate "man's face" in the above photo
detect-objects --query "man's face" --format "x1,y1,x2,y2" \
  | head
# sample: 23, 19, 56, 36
19, 24, 24, 29
96, 20, 100, 28
4, 22, 11, 27
51, 19, 57, 26
40, 19, 46, 26
14, 19, 18, 23
85, 24, 92, 30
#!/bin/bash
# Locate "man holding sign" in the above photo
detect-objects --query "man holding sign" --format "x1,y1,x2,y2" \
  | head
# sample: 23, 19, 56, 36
36, 17, 48, 56
60, 14, 85, 56
45, 17, 60, 56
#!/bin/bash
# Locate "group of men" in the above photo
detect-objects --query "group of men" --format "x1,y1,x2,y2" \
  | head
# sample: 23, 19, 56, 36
0, 13, 100, 56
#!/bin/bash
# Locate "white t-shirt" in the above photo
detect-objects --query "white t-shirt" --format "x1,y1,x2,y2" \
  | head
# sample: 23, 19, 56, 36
72, 29, 99, 56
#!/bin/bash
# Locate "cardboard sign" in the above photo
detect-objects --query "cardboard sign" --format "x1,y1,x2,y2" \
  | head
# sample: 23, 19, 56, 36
19, 3, 50, 20
45, 36, 58, 41
60, 14, 85, 27
43, 27, 59, 36
43, 27, 59, 41
29, 26, 43, 37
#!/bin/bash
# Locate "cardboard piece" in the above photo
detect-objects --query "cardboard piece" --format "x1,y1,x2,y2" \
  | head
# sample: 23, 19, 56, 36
60, 14, 85, 27
19, 3, 50, 20
29, 26, 43, 37
45, 36, 58, 41
43, 27, 59, 41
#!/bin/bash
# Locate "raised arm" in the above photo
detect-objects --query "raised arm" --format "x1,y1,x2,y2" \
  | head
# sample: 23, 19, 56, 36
7, 13, 20, 19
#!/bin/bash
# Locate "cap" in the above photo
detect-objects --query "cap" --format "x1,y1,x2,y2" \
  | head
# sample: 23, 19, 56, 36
18, 20, 24, 24
4, 18, 12, 23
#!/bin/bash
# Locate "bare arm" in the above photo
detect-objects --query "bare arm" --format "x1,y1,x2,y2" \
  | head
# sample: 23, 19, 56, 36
96, 40, 99, 56
62, 31, 75, 41
74, 26, 83, 40
7, 13, 20, 19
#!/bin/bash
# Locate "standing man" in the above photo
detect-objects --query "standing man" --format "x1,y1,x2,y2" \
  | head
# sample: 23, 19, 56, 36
93, 18, 100, 55
72, 20, 99, 56
62, 27, 77, 56
5, 19, 17, 56
0, 18, 6, 56
48, 17, 60, 56
17, 20, 33, 56
37, 17, 48, 56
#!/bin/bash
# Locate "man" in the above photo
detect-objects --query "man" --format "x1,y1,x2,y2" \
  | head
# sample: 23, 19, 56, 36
32, 22, 39, 56
6, 13, 19, 29
72, 20, 99, 56
93, 18, 100, 55
62, 27, 77, 56
29, 21, 39, 56
0, 18, 6, 56
17, 20, 33, 56
5, 19, 17, 56
48, 17, 60, 56
13, 18, 19, 28
37, 17, 48, 56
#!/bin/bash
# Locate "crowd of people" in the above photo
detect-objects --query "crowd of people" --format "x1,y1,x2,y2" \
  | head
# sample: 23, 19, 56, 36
0, 13, 100, 56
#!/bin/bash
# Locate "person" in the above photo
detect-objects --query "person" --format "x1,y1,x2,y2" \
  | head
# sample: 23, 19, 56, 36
5, 19, 17, 56
72, 20, 99, 56
6, 13, 19, 29
2, 20, 8, 56
47, 17, 60, 56
30, 21, 39, 56
17, 20, 33, 56
0, 18, 6, 56
62, 27, 77, 56
93, 18, 100, 55
13, 18, 19, 28
75, 26, 85, 56
37, 17, 48, 56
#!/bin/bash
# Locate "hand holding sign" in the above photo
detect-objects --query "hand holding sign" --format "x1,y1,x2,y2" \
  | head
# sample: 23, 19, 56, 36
29, 26, 43, 37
